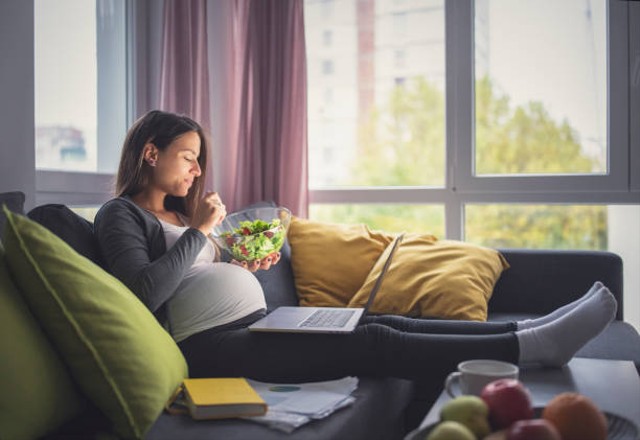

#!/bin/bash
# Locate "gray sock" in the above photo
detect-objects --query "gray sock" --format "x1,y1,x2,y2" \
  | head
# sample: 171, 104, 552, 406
517, 281, 604, 330
517, 286, 617, 367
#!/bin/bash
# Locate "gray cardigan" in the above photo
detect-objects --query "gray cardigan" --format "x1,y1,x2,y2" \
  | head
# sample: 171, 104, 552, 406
94, 196, 208, 324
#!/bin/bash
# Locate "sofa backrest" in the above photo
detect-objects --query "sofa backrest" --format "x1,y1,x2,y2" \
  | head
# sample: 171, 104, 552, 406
491, 248, 624, 320
27, 204, 106, 269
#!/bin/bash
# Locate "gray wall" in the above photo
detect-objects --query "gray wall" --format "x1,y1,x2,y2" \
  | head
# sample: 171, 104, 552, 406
0, 0, 36, 209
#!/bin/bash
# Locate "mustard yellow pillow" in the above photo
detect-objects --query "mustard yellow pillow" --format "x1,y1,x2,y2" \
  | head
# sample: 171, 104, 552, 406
288, 217, 394, 306
348, 234, 510, 321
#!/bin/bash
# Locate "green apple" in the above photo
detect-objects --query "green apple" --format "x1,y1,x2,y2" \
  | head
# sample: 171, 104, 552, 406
440, 395, 491, 438
426, 421, 476, 440
483, 429, 508, 440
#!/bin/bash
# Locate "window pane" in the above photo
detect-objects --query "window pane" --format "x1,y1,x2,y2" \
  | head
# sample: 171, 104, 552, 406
305, 0, 446, 188
34, 0, 126, 173
465, 204, 607, 249
309, 204, 445, 238
474, 0, 607, 176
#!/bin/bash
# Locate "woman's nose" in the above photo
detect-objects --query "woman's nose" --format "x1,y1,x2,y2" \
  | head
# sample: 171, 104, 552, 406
192, 161, 202, 176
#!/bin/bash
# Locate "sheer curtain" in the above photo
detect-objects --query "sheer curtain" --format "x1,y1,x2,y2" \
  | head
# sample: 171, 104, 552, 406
212, 0, 309, 216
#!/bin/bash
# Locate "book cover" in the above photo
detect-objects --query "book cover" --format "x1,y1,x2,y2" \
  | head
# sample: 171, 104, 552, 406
182, 377, 267, 420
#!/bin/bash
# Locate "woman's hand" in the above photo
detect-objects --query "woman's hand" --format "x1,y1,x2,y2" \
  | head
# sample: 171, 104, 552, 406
231, 252, 281, 273
191, 191, 227, 236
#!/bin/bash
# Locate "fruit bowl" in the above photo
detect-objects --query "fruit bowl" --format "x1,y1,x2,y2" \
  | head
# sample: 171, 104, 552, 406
211, 206, 291, 262
404, 408, 639, 440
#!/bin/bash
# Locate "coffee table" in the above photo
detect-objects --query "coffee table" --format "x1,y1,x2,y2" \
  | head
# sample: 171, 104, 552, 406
414, 357, 640, 431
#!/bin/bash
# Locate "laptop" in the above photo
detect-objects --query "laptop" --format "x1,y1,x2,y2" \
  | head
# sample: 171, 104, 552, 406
248, 233, 405, 334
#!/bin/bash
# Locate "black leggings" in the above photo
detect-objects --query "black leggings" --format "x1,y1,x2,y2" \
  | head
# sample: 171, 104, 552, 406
178, 314, 519, 383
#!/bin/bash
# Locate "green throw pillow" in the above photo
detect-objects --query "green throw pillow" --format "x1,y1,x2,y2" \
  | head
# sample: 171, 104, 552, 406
2, 208, 188, 440
0, 245, 85, 440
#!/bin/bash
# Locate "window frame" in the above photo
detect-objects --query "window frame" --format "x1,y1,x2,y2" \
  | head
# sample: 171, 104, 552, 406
630, 1, 640, 192
308, 0, 640, 240
34, 0, 134, 207
453, 0, 629, 194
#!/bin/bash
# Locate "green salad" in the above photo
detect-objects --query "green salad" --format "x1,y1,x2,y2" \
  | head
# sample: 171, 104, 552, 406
220, 218, 286, 261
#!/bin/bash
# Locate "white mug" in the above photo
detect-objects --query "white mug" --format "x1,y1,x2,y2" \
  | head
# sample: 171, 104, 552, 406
444, 359, 519, 398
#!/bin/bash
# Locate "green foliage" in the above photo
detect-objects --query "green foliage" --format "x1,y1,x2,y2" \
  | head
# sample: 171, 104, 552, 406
465, 205, 607, 250
310, 204, 445, 237
350, 78, 445, 186
475, 77, 596, 174
318, 76, 606, 250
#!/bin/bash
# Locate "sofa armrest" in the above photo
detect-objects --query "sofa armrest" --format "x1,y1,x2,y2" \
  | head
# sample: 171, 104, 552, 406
489, 249, 624, 320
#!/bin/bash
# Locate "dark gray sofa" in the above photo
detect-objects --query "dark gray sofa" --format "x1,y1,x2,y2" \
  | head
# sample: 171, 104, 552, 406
2, 193, 639, 440
144, 246, 640, 440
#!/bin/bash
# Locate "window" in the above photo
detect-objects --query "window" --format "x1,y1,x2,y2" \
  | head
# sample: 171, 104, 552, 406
392, 12, 408, 38
474, 0, 607, 177
322, 60, 334, 75
305, 1, 637, 251
305, 0, 446, 189
35, 0, 98, 172
394, 49, 406, 68
305, 0, 639, 328
34, 0, 129, 205
323, 30, 333, 46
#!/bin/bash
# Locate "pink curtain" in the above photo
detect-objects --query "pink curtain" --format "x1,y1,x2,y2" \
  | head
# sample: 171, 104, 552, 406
224, 0, 309, 217
158, 0, 308, 216
159, 0, 213, 191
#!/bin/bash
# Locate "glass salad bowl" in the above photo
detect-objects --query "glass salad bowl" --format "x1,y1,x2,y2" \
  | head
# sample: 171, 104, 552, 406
211, 206, 291, 262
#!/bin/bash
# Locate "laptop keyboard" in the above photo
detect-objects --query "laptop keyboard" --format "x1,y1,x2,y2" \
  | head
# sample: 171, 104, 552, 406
298, 309, 356, 328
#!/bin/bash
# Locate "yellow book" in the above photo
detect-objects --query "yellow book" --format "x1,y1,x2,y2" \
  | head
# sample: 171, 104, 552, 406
171, 378, 267, 420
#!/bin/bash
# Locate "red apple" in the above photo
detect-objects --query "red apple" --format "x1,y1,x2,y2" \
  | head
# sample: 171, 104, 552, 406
480, 378, 534, 430
507, 419, 562, 440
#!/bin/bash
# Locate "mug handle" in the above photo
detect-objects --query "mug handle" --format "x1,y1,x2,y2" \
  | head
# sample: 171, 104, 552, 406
444, 371, 461, 398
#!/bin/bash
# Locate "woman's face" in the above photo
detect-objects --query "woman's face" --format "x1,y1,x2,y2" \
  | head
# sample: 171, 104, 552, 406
151, 131, 202, 197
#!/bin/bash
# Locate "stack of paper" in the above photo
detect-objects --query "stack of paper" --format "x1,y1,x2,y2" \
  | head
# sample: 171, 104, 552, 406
244, 377, 359, 433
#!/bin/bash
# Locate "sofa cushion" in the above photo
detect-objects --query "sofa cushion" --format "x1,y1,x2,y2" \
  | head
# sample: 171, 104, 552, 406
288, 217, 394, 307
27, 204, 105, 268
2, 208, 188, 440
0, 245, 85, 440
349, 235, 510, 321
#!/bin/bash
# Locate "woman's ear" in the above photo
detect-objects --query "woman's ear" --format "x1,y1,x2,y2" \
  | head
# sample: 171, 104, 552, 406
143, 143, 159, 167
